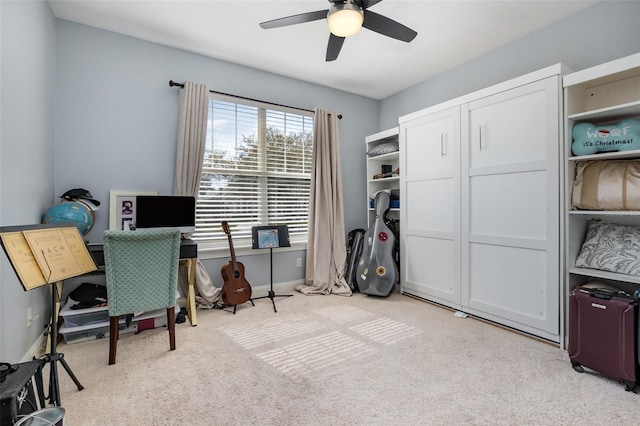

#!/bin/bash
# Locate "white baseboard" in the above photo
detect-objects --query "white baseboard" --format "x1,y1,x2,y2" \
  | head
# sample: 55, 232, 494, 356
21, 332, 47, 362
250, 279, 304, 298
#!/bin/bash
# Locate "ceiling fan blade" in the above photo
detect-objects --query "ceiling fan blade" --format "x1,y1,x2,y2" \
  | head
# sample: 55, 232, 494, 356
356, 0, 384, 8
362, 10, 417, 42
259, 10, 328, 29
326, 33, 346, 61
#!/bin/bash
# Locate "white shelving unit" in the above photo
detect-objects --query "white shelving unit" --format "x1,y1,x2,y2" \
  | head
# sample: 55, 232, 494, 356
365, 127, 400, 227
563, 53, 640, 346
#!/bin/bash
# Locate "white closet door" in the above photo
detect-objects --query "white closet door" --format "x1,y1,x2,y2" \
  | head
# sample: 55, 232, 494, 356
401, 106, 461, 307
461, 76, 560, 340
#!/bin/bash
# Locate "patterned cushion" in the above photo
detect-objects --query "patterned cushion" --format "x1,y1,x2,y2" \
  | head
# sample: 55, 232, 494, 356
367, 141, 399, 157
575, 220, 640, 277
103, 228, 181, 316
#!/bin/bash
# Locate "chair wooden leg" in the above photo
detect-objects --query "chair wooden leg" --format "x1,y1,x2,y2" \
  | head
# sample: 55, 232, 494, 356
109, 316, 119, 365
167, 307, 176, 351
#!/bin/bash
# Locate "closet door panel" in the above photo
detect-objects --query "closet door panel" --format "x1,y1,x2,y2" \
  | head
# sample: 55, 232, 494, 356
469, 170, 547, 239
468, 84, 549, 168
462, 75, 560, 340
406, 179, 453, 232
405, 235, 457, 303
468, 243, 550, 330
405, 113, 456, 174
401, 106, 461, 306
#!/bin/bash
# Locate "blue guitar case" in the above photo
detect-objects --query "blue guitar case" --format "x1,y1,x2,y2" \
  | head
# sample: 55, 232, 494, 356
356, 191, 398, 297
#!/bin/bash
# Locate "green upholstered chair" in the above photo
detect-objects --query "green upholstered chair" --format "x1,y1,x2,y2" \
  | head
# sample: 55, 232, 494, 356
103, 228, 181, 365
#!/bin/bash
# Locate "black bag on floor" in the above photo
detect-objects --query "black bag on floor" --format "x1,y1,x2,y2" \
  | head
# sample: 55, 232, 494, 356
385, 218, 400, 276
345, 228, 366, 292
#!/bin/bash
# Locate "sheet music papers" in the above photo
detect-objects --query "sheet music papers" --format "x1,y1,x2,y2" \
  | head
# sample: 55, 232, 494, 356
0, 226, 97, 291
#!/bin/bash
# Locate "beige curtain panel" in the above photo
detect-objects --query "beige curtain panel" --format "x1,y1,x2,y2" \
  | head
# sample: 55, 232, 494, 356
296, 108, 351, 296
174, 81, 209, 197
173, 81, 220, 306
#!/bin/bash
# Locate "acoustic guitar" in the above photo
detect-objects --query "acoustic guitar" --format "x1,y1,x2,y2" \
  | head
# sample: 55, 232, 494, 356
220, 221, 252, 306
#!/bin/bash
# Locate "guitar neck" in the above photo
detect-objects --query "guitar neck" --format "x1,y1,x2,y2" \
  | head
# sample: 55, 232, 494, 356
226, 233, 239, 271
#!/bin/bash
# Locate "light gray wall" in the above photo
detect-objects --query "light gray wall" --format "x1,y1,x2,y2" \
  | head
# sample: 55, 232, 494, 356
2, 0, 640, 362
55, 20, 379, 291
0, 0, 57, 362
378, 1, 640, 130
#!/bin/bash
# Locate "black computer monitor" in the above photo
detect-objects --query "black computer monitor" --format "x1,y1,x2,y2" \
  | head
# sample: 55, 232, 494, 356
251, 225, 290, 249
135, 195, 196, 233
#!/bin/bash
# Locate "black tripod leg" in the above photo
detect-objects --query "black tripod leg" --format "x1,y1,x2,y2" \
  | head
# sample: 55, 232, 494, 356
58, 355, 84, 391
45, 353, 84, 406
45, 282, 83, 407
48, 356, 60, 406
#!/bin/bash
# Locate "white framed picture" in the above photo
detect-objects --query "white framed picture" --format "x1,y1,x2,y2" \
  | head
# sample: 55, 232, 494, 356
108, 190, 157, 230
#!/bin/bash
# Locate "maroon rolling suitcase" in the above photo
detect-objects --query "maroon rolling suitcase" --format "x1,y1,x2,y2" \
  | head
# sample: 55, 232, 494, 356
568, 287, 638, 392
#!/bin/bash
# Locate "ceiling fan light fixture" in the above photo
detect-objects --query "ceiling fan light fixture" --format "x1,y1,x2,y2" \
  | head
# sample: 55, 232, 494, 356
327, 2, 364, 37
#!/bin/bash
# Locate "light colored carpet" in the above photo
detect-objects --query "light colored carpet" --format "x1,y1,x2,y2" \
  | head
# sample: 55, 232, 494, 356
54, 292, 639, 425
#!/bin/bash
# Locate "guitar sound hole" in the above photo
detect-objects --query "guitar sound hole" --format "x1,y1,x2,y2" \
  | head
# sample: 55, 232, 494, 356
234, 271, 240, 279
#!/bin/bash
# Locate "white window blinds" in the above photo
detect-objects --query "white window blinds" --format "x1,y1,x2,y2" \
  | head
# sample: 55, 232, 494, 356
193, 95, 313, 249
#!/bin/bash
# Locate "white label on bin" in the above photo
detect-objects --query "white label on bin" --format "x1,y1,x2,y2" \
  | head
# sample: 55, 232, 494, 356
591, 303, 606, 310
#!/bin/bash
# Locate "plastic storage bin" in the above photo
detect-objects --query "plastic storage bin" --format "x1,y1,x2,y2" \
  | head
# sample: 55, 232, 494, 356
59, 309, 167, 344
59, 303, 109, 328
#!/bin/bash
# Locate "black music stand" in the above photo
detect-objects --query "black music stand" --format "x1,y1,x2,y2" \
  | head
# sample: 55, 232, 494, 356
0, 223, 89, 407
251, 225, 293, 313
43, 281, 85, 406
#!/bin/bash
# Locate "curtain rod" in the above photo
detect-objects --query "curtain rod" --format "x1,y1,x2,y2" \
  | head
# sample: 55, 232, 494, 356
169, 80, 342, 119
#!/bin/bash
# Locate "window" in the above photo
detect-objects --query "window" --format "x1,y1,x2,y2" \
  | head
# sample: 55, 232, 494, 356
193, 94, 314, 250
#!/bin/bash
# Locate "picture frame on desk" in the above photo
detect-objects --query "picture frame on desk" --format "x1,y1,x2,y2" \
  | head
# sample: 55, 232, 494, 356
121, 217, 133, 231
108, 190, 157, 230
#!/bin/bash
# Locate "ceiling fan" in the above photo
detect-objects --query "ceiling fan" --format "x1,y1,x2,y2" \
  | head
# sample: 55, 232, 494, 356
259, 0, 417, 61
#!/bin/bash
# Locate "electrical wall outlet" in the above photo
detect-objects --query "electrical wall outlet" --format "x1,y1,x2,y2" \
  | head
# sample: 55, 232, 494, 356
27, 307, 33, 327
296, 258, 302, 268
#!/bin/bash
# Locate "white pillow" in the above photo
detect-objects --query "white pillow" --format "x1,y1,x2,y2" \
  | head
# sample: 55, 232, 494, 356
575, 220, 640, 276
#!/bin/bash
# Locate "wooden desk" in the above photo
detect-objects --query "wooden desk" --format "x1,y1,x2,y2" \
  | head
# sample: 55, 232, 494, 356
86, 239, 199, 326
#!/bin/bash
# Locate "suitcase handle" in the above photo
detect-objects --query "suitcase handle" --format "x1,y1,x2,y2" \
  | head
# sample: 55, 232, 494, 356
591, 291, 613, 300
580, 286, 636, 301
